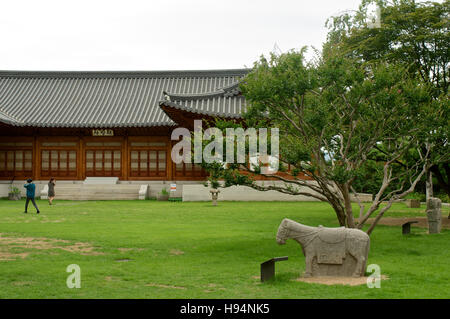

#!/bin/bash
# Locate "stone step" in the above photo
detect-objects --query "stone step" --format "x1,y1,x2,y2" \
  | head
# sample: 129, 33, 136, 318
56, 196, 139, 200
55, 184, 139, 188
56, 187, 140, 192
56, 193, 139, 199
83, 177, 119, 184
40, 183, 148, 200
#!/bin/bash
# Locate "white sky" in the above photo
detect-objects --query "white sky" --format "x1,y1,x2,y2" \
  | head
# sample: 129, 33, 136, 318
0, 0, 363, 71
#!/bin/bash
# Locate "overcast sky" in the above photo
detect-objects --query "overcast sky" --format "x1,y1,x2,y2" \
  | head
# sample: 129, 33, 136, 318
0, 0, 364, 71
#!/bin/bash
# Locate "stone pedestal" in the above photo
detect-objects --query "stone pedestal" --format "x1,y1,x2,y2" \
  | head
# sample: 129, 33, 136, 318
426, 198, 442, 234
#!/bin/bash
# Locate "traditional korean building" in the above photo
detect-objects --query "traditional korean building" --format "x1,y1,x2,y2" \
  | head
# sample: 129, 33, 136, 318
0, 69, 248, 184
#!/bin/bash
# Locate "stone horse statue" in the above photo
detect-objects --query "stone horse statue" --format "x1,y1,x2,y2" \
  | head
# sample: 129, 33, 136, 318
276, 218, 370, 277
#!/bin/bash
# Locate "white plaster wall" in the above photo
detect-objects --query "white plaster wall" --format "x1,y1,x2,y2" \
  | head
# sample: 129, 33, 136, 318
183, 181, 373, 202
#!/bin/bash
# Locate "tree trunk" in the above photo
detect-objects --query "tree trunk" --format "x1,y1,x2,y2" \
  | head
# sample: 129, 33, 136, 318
426, 169, 433, 201
341, 184, 356, 228
328, 199, 347, 227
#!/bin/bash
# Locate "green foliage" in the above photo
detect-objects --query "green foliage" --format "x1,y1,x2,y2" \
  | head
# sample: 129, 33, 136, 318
326, 0, 450, 195
326, 0, 449, 95
352, 160, 385, 195
160, 188, 169, 196
404, 192, 426, 202
434, 192, 450, 203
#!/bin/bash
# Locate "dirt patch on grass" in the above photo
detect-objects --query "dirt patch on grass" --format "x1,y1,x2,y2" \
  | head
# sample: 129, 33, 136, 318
2, 217, 66, 224
118, 248, 145, 253
295, 275, 389, 286
0, 233, 104, 261
146, 283, 186, 290
366, 217, 450, 229
170, 249, 184, 256
105, 276, 121, 282
12, 281, 34, 286
204, 283, 226, 292
0, 251, 30, 261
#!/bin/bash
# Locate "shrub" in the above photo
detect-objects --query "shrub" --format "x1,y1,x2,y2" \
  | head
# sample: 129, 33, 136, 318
405, 192, 426, 202
8, 186, 21, 195
434, 193, 449, 203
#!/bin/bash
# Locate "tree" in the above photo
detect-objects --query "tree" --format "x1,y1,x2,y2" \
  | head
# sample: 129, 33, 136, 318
201, 49, 438, 235
326, 0, 450, 199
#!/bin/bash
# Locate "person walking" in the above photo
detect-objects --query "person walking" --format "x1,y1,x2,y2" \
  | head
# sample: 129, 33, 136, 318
48, 178, 56, 205
24, 178, 40, 214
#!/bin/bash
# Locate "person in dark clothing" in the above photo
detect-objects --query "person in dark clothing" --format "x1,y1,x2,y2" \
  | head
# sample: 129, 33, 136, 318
48, 178, 56, 205
24, 178, 40, 214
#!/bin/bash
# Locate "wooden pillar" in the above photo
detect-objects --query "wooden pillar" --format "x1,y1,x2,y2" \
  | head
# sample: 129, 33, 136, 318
79, 135, 85, 180
167, 136, 173, 180
122, 135, 128, 180
32, 135, 37, 180
34, 135, 41, 180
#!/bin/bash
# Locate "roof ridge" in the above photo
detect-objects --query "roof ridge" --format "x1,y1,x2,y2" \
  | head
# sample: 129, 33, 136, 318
0, 69, 250, 79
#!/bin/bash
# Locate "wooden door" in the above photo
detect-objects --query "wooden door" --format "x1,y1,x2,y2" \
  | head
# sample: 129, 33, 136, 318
84, 140, 122, 177
85, 149, 121, 177
0, 139, 33, 179
39, 138, 79, 179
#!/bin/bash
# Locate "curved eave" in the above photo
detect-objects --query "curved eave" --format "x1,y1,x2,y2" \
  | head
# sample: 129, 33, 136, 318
159, 100, 243, 120
0, 110, 22, 126
164, 82, 241, 101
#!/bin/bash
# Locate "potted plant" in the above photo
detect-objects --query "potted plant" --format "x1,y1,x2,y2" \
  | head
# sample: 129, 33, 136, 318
8, 186, 21, 201
157, 188, 169, 201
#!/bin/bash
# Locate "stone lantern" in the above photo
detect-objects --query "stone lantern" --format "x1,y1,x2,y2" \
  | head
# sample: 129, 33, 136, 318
210, 189, 220, 206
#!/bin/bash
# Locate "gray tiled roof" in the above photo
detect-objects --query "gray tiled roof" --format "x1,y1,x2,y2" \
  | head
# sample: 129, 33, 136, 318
0, 69, 249, 127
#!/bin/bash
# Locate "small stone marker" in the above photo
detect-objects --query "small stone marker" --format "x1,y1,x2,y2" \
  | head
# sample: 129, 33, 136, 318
426, 197, 442, 234
260, 256, 288, 282
405, 199, 421, 208
402, 221, 418, 235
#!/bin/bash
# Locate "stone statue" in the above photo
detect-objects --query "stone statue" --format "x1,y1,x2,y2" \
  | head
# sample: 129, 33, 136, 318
276, 218, 370, 278
426, 197, 442, 234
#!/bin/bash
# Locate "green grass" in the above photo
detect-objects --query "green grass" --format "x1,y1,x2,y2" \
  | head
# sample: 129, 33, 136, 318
0, 199, 449, 299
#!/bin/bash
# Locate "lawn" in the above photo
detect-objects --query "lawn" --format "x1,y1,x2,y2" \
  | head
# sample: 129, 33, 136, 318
0, 199, 449, 299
